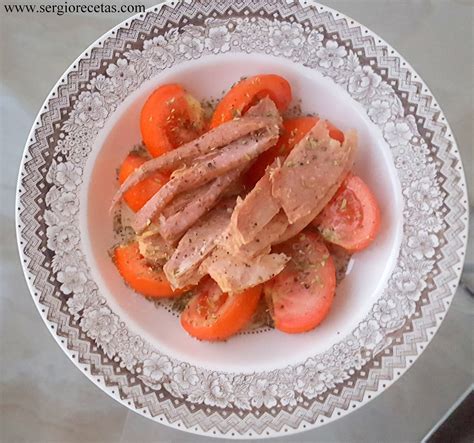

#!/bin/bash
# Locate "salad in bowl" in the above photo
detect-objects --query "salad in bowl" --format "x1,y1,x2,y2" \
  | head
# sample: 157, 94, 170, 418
110, 74, 381, 341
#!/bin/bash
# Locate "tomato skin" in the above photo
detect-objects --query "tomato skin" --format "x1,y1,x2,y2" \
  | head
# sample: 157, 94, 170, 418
140, 84, 204, 157
181, 278, 262, 341
118, 153, 169, 212
114, 242, 184, 298
264, 232, 336, 334
244, 117, 345, 188
210, 74, 292, 128
315, 174, 381, 252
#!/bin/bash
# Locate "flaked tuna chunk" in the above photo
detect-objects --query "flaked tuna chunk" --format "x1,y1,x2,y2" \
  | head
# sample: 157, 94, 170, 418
137, 226, 175, 266
274, 210, 316, 245
271, 121, 357, 224
228, 159, 281, 246
163, 199, 236, 289
132, 126, 279, 233
201, 247, 289, 293
222, 210, 289, 258
158, 167, 244, 243
110, 98, 280, 210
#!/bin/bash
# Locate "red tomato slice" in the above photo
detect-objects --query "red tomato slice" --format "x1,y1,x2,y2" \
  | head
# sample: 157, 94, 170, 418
140, 84, 204, 157
314, 174, 381, 252
210, 74, 292, 129
181, 278, 262, 341
118, 153, 169, 212
264, 232, 336, 334
244, 116, 345, 188
114, 242, 184, 298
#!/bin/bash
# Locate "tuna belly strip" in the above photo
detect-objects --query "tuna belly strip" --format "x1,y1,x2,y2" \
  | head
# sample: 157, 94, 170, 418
158, 167, 244, 243
271, 121, 357, 224
160, 184, 204, 219
110, 98, 280, 210
132, 127, 279, 233
159, 172, 242, 220
163, 199, 236, 289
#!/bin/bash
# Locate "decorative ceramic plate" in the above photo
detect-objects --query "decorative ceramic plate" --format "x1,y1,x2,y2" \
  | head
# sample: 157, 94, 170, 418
16, 0, 468, 439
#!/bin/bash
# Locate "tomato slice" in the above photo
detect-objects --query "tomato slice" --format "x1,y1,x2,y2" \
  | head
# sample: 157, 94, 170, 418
210, 74, 292, 129
181, 278, 262, 341
118, 153, 169, 212
244, 116, 345, 188
264, 232, 336, 334
114, 242, 184, 298
314, 174, 381, 252
140, 84, 205, 157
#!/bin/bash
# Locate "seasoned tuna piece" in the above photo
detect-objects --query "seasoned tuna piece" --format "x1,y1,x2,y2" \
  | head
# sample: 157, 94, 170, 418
228, 159, 281, 246
271, 121, 356, 223
110, 98, 280, 210
163, 199, 235, 289
132, 126, 279, 233
137, 226, 175, 266
161, 184, 204, 219
158, 168, 243, 243
201, 247, 289, 293
222, 211, 289, 258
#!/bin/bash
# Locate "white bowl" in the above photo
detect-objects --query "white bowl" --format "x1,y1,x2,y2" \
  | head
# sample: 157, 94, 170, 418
85, 52, 403, 373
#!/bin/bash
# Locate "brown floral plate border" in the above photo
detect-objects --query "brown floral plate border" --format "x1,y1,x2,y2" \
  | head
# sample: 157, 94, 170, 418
16, 0, 468, 438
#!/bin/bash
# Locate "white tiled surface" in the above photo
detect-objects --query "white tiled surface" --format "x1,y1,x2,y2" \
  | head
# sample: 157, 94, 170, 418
1, 1, 472, 442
